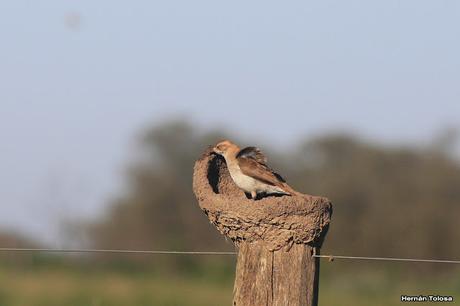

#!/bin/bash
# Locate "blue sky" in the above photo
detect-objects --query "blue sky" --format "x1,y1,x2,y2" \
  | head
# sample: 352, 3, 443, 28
1, 0, 459, 244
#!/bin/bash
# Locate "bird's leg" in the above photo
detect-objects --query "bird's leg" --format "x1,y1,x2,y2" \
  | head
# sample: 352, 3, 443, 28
244, 192, 252, 199
251, 190, 257, 200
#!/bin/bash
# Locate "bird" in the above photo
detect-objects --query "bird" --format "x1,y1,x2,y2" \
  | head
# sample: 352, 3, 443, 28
212, 140, 298, 200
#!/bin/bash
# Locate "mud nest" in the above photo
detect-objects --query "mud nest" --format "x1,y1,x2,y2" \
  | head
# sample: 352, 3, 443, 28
192, 147, 332, 251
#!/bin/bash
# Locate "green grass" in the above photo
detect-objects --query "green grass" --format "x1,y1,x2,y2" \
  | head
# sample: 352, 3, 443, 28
0, 266, 233, 306
0, 257, 458, 306
319, 261, 460, 306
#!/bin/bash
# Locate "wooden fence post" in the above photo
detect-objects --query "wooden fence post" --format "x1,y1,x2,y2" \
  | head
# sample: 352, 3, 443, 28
193, 148, 332, 306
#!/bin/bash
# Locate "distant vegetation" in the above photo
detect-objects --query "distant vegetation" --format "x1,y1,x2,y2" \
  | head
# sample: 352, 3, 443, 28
85, 120, 460, 268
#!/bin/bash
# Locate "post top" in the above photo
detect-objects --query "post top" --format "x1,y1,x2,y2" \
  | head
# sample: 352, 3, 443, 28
193, 148, 333, 251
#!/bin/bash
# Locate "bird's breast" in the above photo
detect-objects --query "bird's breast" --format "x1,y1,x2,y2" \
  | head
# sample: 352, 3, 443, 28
226, 162, 264, 192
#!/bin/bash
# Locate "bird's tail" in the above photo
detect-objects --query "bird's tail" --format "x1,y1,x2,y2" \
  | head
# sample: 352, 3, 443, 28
280, 183, 303, 196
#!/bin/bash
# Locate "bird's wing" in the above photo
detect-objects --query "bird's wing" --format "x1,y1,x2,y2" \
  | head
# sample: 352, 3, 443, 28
236, 146, 268, 164
237, 156, 286, 187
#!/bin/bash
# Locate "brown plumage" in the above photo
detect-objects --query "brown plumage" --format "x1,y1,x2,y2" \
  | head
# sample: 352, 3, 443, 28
212, 140, 297, 199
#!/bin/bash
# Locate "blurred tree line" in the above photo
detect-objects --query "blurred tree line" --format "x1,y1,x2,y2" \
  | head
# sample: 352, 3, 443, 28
86, 120, 460, 263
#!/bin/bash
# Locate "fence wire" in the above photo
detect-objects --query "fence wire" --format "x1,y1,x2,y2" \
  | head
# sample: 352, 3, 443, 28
1, 248, 460, 264
0, 248, 236, 255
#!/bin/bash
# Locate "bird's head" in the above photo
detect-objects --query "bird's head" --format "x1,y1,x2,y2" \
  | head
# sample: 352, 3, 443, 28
212, 140, 240, 158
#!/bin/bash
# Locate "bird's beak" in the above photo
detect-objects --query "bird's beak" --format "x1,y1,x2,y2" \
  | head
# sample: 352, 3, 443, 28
211, 147, 219, 154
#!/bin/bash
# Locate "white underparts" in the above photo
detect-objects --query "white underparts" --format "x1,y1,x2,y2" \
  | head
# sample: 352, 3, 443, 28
224, 157, 289, 196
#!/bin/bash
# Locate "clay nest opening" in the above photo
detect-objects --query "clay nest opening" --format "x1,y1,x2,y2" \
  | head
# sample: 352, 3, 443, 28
193, 147, 333, 251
